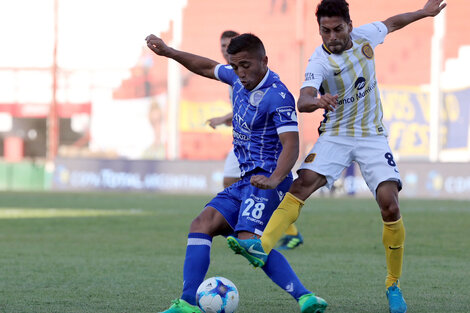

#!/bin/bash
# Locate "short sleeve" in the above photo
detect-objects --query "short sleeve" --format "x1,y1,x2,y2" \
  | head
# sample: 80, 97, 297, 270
214, 64, 238, 86
270, 92, 298, 134
352, 22, 388, 48
301, 56, 328, 90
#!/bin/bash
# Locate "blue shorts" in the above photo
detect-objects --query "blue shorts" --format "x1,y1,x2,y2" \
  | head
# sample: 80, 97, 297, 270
205, 169, 293, 236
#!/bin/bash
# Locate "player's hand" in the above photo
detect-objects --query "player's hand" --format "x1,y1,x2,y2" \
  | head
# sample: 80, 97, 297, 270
145, 34, 171, 56
422, 0, 446, 17
250, 175, 282, 189
206, 116, 228, 129
318, 93, 338, 112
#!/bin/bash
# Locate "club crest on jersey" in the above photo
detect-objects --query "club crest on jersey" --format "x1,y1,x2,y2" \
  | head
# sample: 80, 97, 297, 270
304, 153, 316, 163
249, 90, 265, 107
361, 43, 373, 59
276, 106, 297, 122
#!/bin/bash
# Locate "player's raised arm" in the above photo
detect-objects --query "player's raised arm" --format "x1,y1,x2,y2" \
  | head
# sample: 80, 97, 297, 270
382, 0, 446, 34
250, 131, 299, 190
297, 87, 338, 113
146, 34, 218, 79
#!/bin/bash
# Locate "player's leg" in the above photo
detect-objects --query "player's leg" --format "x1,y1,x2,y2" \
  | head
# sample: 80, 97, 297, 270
377, 181, 405, 286
356, 136, 406, 313
376, 182, 407, 313
180, 206, 233, 304
262, 249, 327, 313
260, 169, 326, 254
229, 174, 327, 312
261, 136, 352, 255
228, 136, 351, 264
222, 148, 241, 188
160, 190, 239, 313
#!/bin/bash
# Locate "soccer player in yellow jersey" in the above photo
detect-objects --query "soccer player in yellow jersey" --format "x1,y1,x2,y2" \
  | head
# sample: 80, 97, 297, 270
228, 0, 446, 312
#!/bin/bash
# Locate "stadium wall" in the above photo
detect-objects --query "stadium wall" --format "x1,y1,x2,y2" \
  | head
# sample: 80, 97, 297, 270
43, 158, 470, 200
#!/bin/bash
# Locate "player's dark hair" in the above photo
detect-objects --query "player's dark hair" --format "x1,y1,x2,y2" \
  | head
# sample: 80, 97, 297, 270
316, 0, 351, 24
227, 33, 266, 57
221, 30, 239, 39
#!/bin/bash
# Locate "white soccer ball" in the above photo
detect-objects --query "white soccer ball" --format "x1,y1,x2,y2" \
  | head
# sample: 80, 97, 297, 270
196, 276, 239, 313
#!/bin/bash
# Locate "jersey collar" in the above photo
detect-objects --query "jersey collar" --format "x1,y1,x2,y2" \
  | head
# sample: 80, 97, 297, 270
250, 69, 270, 92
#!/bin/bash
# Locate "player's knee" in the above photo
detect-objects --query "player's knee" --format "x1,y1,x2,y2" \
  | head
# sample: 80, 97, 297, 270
381, 203, 401, 222
189, 212, 214, 233
291, 172, 325, 200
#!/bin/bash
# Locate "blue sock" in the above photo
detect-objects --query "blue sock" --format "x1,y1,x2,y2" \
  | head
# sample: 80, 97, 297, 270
180, 233, 212, 305
262, 249, 310, 300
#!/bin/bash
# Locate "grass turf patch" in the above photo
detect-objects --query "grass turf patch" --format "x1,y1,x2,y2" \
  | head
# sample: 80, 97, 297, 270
0, 191, 469, 312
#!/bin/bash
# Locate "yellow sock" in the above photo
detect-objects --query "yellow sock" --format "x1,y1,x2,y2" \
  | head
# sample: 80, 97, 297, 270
284, 223, 299, 236
260, 192, 304, 254
383, 217, 405, 289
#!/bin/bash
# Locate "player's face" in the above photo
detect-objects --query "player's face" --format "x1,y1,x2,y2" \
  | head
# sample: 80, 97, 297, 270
229, 50, 268, 91
220, 37, 232, 63
319, 16, 353, 54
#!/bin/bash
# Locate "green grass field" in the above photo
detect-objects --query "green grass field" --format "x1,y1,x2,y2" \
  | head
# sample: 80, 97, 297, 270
0, 191, 469, 313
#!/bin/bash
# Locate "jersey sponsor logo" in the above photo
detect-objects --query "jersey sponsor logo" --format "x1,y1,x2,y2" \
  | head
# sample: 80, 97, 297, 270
277, 190, 284, 201
276, 106, 297, 122
233, 130, 250, 141
233, 113, 250, 133
304, 153, 316, 163
337, 79, 377, 105
305, 72, 315, 81
355, 77, 366, 90
249, 90, 264, 107
338, 96, 356, 105
355, 80, 377, 101
361, 43, 374, 59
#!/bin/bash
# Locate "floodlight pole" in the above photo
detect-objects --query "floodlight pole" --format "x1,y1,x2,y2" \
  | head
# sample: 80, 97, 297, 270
47, 0, 59, 161
429, 9, 446, 162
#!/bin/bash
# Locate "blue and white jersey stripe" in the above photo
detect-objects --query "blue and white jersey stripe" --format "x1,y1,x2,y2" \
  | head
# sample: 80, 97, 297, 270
215, 64, 298, 177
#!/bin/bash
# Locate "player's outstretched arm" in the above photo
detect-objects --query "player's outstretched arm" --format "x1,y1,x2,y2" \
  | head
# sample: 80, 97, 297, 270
206, 112, 233, 129
250, 131, 299, 190
382, 0, 446, 34
297, 87, 337, 113
145, 34, 218, 79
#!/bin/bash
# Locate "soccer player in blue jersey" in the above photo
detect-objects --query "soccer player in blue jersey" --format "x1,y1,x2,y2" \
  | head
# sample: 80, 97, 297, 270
207, 30, 305, 250
227, 1, 446, 313
146, 33, 327, 313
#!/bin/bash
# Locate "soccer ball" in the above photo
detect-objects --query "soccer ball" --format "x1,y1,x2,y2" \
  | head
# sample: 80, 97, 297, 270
196, 276, 239, 313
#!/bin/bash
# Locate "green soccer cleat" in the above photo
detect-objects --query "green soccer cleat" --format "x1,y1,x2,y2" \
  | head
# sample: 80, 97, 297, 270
298, 293, 328, 313
277, 232, 304, 250
159, 299, 202, 313
386, 282, 407, 313
227, 235, 268, 267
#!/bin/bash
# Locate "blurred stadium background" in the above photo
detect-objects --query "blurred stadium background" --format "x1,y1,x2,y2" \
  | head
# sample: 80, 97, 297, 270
1, 1, 470, 312
0, 0, 469, 197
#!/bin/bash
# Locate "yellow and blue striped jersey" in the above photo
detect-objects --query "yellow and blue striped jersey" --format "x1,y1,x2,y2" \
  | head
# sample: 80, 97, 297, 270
302, 21, 388, 137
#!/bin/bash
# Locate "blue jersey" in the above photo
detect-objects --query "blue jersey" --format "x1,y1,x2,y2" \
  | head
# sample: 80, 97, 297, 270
214, 64, 298, 177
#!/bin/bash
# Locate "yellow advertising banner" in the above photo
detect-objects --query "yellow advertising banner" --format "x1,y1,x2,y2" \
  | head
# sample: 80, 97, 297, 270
179, 99, 232, 134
